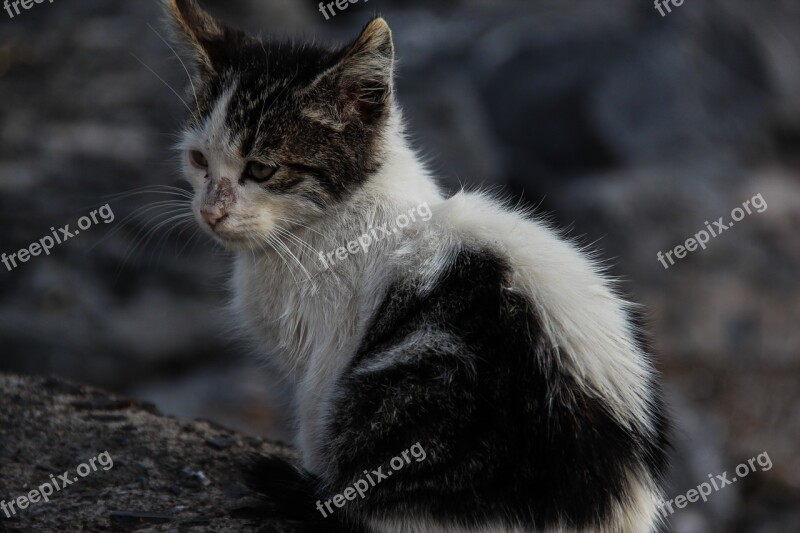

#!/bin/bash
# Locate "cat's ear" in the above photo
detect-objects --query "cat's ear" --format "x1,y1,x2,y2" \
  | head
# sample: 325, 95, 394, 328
324, 18, 395, 124
163, 0, 250, 77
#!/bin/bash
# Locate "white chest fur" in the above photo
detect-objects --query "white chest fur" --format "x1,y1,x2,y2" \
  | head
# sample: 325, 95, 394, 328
231, 248, 387, 471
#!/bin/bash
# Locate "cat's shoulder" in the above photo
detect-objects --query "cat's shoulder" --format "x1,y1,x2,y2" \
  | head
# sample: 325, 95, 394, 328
427, 190, 600, 288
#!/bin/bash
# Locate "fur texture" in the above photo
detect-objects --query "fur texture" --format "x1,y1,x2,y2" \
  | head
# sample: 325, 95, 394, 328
163, 1, 670, 531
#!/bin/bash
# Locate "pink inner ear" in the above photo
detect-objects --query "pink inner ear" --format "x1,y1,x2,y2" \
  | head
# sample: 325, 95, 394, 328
340, 84, 365, 121
338, 82, 388, 124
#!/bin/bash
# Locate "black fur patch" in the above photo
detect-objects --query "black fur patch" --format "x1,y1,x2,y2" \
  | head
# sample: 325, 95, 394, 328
243, 454, 364, 532
315, 248, 670, 530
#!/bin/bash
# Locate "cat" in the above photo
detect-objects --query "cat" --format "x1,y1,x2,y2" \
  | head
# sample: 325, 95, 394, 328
163, 1, 670, 531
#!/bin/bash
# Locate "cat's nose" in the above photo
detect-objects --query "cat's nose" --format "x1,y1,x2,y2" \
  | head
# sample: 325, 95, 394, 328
201, 206, 228, 229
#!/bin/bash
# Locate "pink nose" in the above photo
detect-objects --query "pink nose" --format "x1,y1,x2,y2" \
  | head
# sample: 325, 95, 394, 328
200, 206, 228, 229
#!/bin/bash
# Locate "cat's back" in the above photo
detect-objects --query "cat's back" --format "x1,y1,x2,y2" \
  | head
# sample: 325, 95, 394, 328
337, 193, 669, 532
417, 191, 659, 433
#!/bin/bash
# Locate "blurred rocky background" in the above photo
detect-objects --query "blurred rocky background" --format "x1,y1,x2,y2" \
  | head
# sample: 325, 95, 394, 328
1, 0, 798, 531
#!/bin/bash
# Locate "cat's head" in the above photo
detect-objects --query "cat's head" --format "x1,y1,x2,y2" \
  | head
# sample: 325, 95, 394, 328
164, 0, 395, 250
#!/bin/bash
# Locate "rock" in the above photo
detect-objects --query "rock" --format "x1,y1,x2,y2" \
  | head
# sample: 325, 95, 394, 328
109, 512, 174, 529
207, 437, 237, 451
0, 374, 296, 532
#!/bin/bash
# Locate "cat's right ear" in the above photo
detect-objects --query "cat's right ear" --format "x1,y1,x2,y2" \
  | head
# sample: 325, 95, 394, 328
163, 0, 249, 78
307, 18, 395, 126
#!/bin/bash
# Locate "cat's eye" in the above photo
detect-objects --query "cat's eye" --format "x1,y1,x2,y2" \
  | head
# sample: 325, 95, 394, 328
243, 161, 278, 183
189, 150, 208, 169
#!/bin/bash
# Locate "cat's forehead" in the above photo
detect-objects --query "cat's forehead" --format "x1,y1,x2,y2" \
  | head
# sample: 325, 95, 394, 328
182, 80, 242, 158
184, 40, 336, 156
207, 82, 240, 147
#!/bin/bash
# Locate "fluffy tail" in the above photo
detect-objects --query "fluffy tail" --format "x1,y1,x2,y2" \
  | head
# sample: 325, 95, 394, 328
243, 454, 365, 533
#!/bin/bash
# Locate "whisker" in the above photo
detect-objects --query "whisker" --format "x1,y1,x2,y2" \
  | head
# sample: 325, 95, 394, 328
147, 23, 200, 111
269, 232, 316, 291
87, 201, 191, 252
272, 238, 309, 291
131, 52, 193, 116
273, 216, 325, 238
118, 210, 194, 270
258, 233, 302, 287
272, 226, 319, 257
98, 189, 193, 204
68, 186, 191, 214
97, 184, 193, 197
176, 225, 202, 257
154, 216, 197, 265
185, 226, 208, 257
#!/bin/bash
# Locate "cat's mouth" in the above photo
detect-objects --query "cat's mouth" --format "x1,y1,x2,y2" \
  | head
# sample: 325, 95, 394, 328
196, 209, 241, 244
201, 220, 245, 245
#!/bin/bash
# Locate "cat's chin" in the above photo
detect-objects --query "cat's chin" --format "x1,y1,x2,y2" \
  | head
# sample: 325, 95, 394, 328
203, 228, 250, 250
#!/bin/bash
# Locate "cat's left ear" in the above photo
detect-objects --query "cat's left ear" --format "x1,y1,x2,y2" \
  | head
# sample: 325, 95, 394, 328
321, 17, 395, 124
163, 0, 251, 78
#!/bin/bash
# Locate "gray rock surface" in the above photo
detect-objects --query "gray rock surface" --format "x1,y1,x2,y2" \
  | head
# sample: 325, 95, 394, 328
0, 374, 293, 532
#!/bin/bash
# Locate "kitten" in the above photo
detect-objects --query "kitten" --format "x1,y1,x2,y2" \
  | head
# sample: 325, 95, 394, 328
164, 1, 670, 531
